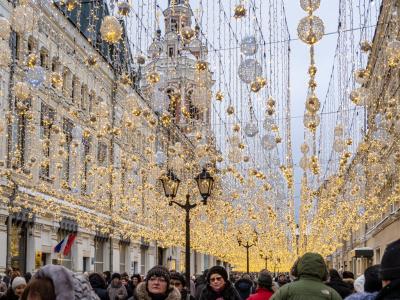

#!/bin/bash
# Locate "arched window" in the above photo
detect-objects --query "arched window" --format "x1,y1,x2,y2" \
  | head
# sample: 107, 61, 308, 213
62, 67, 72, 98
27, 36, 36, 55
81, 84, 88, 111
40, 47, 49, 69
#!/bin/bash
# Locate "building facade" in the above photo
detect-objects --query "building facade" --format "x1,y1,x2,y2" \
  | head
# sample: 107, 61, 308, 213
0, 0, 221, 275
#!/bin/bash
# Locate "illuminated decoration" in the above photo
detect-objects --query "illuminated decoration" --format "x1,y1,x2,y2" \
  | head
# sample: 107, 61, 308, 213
0, 17, 11, 40
50, 72, 63, 89
227, 105, 235, 115
257, 77, 267, 88
244, 121, 259, 137
26, 66, 46, 88
250, 81, 262, 93
181, 26, 196, 42
240, 36, 258, 56
360, 40, 372, 52
386, 40, 400, 67
117, 2, 131, 16
350, 87, 368, 106
160, 170, 180, 199
161, 113, 172, 127
148, 39, 163, 59
261, 134, 276, 150
100, 16, 123, 44
195, 169, 214, 203
0, 40, 11, 68
146, 70, 161, 84
305, 94, 320, 114
238, 59, 262, 84
64, 0, 78, 11
234, 4, 247, 18
86, 54, 97, 67
195, 60, 208, 72
303, 112, 320, 132
119, 73, 132, 86
14, 82, 31, 100
26, 53, 38, 68
11, 5, 35, 34
354, 68, 370, 84
300, 0, 321, 12
297, 15, 325, 45
215, 91, 224, 101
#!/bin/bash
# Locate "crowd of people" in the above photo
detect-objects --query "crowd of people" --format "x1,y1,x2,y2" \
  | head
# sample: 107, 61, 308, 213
0, 238, 398, 300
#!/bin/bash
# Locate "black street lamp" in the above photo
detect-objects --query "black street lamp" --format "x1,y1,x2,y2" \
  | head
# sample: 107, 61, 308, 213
259, 251, 269, 271
237, 231, 258, 274
160, 168, 214, 294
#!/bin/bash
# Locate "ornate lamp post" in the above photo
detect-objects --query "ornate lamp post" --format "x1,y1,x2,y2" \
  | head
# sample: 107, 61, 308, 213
237, 231, 258, 274
160, 168, 214, 294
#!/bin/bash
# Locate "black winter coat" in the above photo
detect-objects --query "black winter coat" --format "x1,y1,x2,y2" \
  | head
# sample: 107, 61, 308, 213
89, 273, 110, 300
234, 279, 254, 300
195, 276, 207, 300
199, 282, 242, 300
326, 279, 353, 299
375, 279, 400, 300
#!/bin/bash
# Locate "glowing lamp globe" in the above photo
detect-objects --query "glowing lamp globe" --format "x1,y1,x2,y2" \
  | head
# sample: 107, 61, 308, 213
240, 35, 258, 56
181, 26, 195, 42
64, 0, 78, 11
195, 168, 214, 203
238, 59, 262, 84
300, 0, 321, 12
100, 16, 123, 44
160, 170, 180, 199
297, 15, 325, 45
261, 134, 276, 150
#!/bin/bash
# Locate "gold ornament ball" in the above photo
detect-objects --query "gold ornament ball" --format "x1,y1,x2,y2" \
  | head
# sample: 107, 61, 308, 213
100, 16, 123, 44
308, 65, 317, 76
300, 143, 309, 154
120, 73, 132, 86
14, 82, 31, 100
64, 0, 78, 11
234, 4, 247, 18
146, 71, 161, 84
267, 97, 276, 108
50, 72, 63, 89
305, 94, 320, 114
181, 26, 195, 42
86, 54, 97, 67
227, 106, 235, 115
250, 81, 262, 93
300, 0, 321, 12
215, 91, 224, 101
195, 60, 208, 72
26, 53, 38, 68
256, 76, 267, 88
118, 2, 131, 16
297, 15, 325, 45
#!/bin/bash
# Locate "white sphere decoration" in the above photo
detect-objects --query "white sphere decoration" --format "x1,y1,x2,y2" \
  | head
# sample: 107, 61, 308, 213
26, 66, 46, 88
0, 40, 11, 68
244, 121, 259, 137
155, 150, 166, 165
148, 40, 163, 58
238, 58, 262, 84
300, 0, 321, 12
0, 17, 11, 40
240, 35, 258, 56
14, 81, 31, 100
333, 139, 345, 153
261, 134, 276, 150
334, 125, 344, 137
11, 5, 35, 34
263, 117, 275, 131
299, 156, 309, 170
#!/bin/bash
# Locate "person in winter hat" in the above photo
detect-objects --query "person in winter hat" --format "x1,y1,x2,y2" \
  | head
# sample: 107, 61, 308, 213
345, 265, 381, 300
20, 264, 99, 300
170, 272, 194, 300
234, 274, 254, 300
376, 239, 400, 300
270, 253, 341, 300
132, 266, 180, 300
247, 271, 274, 300
8, 276, 26, 299
353, 275, 365, 293
199, 266, 241, 300
108, 273, 128, 300
194, 269, 208, 300
89, 273, 110, 300
326, 269, 353, 299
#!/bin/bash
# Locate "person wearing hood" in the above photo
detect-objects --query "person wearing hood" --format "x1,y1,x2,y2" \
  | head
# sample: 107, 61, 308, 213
89, 273, 110, 300
131, 266, 180, 300
108, 273, 128, 300
326, 269, 353, 299
20, 264, 99, 300
198, 266, 241, 300
247, 272, 274, 300
234, 274, 254, 300
195, 270, 208, 300
170, 272, 194, 300
345, 265, 381, 300
1, 277, 27, 300
376, 239, 400, 300
270, 253, 342, 300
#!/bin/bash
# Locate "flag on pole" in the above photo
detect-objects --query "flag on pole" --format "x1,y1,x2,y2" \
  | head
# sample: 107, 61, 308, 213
63, 234, 76, 256
54, 235, 68, 253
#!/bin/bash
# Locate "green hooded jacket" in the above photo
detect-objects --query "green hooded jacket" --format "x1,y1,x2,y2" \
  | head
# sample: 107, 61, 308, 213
270, 253, 342, 300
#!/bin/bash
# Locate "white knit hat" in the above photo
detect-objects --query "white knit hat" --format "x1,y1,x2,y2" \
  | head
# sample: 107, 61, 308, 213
12, 276, 26, 291
354, 275, 365, 293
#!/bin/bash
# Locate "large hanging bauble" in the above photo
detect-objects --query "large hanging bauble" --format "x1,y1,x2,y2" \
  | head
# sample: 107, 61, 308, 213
261, 134, 276, 150
303, 112, 320, 131
240, 35, 258, 56
334, 125, 344, 137
350, 87, 368, 106
263, 117, 275, 131
181, 26, 195, 42
14, 82, 31, 100
354, 68, 370, 84
233, 4, 247, 18
11, 5, 35, 34
300, 143, 309, 154
305, 93, 320, 114
100, 16, 123, 44
244, 121, 259, 137
50, 72, 63, 89
297, 15, 325, 45
26, 66, 46, 88
300, 0, 321, 12
299, 156, 309, 170
0, 40, 11, 68
238, 58, 262, 84
148, 40, 163, 58
146, 70, 161, 84
0, 17, 11, 40
333, 139, 345, 153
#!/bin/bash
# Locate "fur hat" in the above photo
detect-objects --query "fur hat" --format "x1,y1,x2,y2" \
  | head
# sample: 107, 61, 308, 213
146, 266, 171, 285
170, 272, 186, 287
111, 273, 121, 281
207, 266, 228, 283
380, 239, 400, 280
12, 277, 26, 291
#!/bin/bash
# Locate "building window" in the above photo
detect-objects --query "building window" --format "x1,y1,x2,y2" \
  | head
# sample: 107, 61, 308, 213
81, 85, 88, 111
39, 103, 55, 179
57, 231, 72, 270
94, 240, 104, 273
168, 47, 175, 58
72, 75, 79, 104
170, 18, 178, 32
81, 136, 90, 195
62, 119, 73, 189
27, 36, 36, 55
140, 248, 146, 275
40, 48, 49, 69
89, 91, 96, 113
62, 67, 72, 98
119, 244, 126, 272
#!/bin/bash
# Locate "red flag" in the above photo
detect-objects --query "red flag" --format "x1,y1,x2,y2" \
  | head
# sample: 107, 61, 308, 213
63, 234, 76, 256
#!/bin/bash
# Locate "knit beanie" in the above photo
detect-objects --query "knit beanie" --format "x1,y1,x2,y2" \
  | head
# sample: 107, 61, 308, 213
12, 277, 26, 291
111, 273, 121, 281
207, 266, 228, 283
146, 266, 171, 286
380, 239, 400, 280
364, 265, 381, 293
170, 272, 186, 287
353, 275, 365, 293
257, 272, 272, 288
